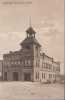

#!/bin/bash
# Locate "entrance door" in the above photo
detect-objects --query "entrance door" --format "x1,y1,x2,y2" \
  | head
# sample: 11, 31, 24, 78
4, 72, 7, 81
24, 73, 31, 81
13, 72, 18, 81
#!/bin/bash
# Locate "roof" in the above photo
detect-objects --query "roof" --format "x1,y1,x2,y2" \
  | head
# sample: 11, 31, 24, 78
26, 27, 36, 34
20, 37, 41, 47
41, 52, 60, 64
41, 53, 53, 60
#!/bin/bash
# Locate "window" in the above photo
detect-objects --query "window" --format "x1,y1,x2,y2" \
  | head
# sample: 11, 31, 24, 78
42, 73, 43, 79
53, 74, 55, 78
42, 62, 43, 68
45, 63, 47, 69
49, 74, 52, 78
36, 72, 37, 79
24, 60, 31, 66
36, 60, 39, 68
46, 63, 48, 69
21, 61, 23, 65
49, 74, 50, 78
38, 72, 39, 79
38, 60, 40, 67
18, 61, 20, 65
36, 46, 38, 57
49, 65, 52, 70
26, 45, 30, 49
28, 60, 31, 65
44, 63, 45, 68
36, 61, 37, 67
44, 73, 45, 79
51, 74, 52, 78
55, 74, 56, 79
25, 60, 27, 65
38, 62, 39, 67
20, 60, 23, 65
53, 66, 56, 72
11, 61, 14, 65
56, 67, 60, 72
36, 72, 39, 80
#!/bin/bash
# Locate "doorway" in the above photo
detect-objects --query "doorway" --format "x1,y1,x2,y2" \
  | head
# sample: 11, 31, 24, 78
13, 72, 18, 81
4, 72, 7, 81
24, 73, 31, 81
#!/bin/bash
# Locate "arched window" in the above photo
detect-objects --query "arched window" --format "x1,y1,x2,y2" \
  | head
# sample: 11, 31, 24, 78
42, 73, 43, 79
36, 46, 38, 57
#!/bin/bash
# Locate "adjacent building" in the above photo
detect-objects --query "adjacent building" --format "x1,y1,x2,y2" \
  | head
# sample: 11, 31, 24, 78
0, 60, 3, 80
2, 27, 60, 82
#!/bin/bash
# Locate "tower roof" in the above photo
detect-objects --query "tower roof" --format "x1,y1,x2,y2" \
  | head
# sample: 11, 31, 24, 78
20, 26, 41, 47
20, 37, 41, 47
26, 27, 36, 34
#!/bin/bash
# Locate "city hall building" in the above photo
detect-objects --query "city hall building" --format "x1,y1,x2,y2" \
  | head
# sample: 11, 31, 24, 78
2, 27, 60, 82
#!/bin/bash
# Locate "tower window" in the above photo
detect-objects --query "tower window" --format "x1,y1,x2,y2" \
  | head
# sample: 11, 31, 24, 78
26, 45, 30, 49
36, 46, 38, 57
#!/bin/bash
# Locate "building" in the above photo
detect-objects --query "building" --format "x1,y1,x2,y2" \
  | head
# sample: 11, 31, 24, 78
2, 27, 60, 82
58, 74, 65, 84
0, 60, 3, 80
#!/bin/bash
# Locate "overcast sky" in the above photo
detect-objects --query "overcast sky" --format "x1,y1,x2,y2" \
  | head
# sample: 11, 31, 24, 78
0, 0, 64, 74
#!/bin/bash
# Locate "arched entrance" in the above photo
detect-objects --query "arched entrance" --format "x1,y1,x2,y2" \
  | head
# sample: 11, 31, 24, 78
24, 73, 31, 81
13, 72, 19, 81
4, 72, 7, 81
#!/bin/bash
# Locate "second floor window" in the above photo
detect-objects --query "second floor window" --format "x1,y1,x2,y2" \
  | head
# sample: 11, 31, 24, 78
24, 60, 31, 66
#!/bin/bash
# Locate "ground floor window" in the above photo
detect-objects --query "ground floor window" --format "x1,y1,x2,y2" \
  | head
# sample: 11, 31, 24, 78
36, 72, 39, 80
42, 73, 46, 79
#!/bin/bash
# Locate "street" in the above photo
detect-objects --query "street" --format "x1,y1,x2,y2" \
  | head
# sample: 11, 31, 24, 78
0, 82, 64, 100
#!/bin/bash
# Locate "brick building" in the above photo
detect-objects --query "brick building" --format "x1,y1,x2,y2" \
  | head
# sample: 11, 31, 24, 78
2, 27, 60, 82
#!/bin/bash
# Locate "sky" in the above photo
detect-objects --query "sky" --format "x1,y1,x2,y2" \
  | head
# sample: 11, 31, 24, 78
0, 0, 64, 74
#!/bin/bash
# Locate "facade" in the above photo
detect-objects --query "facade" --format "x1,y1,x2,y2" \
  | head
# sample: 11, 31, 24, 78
40, 53, 60, 83
3, 27, 60, 82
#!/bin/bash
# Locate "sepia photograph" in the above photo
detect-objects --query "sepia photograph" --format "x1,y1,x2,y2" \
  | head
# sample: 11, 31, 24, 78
0, 0, 64, 100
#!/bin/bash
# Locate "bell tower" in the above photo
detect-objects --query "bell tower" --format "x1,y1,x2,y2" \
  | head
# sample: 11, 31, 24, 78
26, 27, 36, 38
20, 25, 41, 81
26, 16, 36, 38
